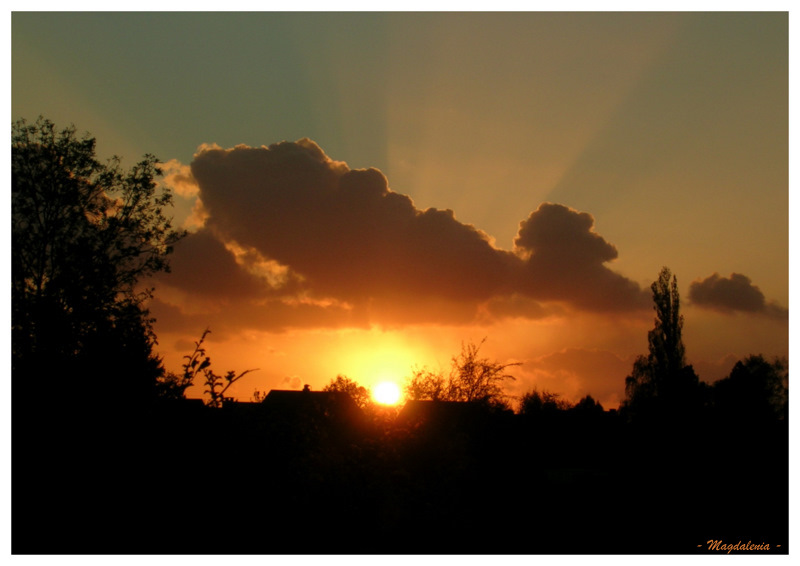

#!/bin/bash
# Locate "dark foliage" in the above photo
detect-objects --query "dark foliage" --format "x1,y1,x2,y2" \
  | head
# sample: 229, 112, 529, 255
10, 124, 787, 555
12, 117, 184, 555
12, 116, 184, 404
12, 383, 788, 554
712, 354, 788, 426
519, 388, 572, 415
404, 338, 518, 410
323, 374, 372, 409
623, 267, 702, 420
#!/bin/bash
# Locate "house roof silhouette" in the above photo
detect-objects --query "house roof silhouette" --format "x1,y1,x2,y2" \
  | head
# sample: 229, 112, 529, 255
262, 389, 363, 424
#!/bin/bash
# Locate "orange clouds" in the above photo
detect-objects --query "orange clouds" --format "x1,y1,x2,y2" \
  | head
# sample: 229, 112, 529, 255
152, 139, 659, 333
159, 159, 198, 198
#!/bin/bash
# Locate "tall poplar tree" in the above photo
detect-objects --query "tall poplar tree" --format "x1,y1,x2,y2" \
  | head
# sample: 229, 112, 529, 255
624, 267, 699, 417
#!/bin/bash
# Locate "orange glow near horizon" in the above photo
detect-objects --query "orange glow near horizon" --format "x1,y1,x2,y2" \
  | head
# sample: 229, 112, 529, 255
337, 332, 428, 389
373, 381, 402, 405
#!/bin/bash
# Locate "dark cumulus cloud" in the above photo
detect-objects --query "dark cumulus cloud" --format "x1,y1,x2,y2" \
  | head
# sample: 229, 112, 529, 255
191, 139, 513, 303
688, 272, 787, 319
513, 203, 650, 311
154, 139, 649, 331
162, 228, 266, 299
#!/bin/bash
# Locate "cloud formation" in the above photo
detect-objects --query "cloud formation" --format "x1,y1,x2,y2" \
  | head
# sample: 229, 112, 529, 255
514, 203, 649, 311
688, 272, 787, 319
162, 228, 267, 299
152, 139, 650, 331
191, 139, 514, 303
159, 159, 199, 197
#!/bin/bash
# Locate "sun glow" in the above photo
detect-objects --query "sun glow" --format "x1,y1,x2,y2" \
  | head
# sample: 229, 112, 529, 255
373, 381, 402, 405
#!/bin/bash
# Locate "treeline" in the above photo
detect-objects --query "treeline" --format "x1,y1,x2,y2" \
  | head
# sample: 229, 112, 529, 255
11, 117, 787, 424
11, 118, 788, 554
318, 267, 787, 432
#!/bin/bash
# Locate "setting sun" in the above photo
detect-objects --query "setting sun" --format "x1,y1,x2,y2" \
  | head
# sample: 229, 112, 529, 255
372, 381, 402, 405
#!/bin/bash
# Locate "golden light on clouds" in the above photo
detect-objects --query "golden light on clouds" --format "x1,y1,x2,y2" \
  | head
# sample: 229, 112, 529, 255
10, 12, 789, 553
45, 11, 782, 411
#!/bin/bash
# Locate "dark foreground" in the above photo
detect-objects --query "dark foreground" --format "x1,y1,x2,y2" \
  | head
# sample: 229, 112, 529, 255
13, 397, 788, 555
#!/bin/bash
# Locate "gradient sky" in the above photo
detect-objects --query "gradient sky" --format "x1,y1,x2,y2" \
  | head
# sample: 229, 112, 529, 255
11, 11, 789, 408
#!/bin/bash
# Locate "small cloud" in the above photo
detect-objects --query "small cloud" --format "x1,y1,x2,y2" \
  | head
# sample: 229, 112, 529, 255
513, 203, 650, 311
688, 272, 787, 319
514, 202, 618, 264
160, 158, 199, 198
281, 375, 303, 390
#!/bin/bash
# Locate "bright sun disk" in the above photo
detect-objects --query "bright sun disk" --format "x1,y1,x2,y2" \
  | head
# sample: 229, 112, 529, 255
373, 381, 402, 405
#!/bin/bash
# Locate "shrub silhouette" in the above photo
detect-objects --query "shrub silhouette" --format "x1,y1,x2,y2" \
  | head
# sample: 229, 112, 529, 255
177, 328, 257, 408
404, 338, 519, 409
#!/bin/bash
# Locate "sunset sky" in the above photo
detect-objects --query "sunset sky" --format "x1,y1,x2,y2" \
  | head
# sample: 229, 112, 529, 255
11, 11, 789, 408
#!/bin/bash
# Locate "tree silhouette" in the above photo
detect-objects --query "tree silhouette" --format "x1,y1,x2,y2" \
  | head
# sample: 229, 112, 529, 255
11, 116, 185, 403
518, 388, 571, 415
323, 375, 372, 408
404, 338, 518, 407
623, 267, 700, 418
405, 367, 448, 401
713, 354, 788, 425
572, 394, 603, 414
649, 266, 686, 375
450, 338, 519, 405
12, 117, 188, 556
